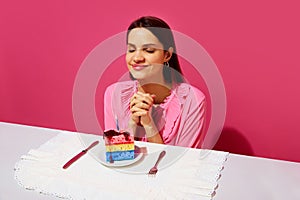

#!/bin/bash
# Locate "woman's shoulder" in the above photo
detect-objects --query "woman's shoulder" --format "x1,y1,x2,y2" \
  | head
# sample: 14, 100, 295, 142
105, 81, 136, 102
105, 81, 136, 92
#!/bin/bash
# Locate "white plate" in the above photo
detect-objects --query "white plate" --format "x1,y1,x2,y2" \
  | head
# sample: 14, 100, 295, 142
78, 133, 188, 174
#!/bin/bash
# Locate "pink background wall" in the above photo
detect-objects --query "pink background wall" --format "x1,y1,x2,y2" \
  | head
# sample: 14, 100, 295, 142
1, 0, 300, 162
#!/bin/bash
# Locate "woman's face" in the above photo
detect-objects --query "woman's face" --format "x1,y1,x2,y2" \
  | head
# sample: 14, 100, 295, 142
126, 28, 169, 83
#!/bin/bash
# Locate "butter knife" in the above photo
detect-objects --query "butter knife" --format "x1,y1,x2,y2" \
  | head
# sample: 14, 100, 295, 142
63, 140, 99, 169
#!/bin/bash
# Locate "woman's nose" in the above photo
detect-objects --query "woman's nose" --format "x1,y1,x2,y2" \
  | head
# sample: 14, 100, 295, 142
133, 51, 145, 63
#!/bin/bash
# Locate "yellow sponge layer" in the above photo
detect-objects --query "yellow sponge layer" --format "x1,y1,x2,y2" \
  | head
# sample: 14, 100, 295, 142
106, 143, 134, 152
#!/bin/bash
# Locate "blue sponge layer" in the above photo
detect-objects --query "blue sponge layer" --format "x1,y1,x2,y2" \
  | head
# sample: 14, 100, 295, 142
106, 150, 134, 162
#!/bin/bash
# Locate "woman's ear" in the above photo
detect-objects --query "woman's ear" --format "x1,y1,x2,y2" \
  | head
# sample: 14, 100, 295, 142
164, 47, 174, 62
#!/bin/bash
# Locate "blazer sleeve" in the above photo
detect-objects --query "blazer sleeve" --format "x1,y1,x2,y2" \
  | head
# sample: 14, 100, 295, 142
175, 86, 206, 148
104, 84, 116, 130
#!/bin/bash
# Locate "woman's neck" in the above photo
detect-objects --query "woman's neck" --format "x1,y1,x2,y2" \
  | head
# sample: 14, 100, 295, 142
138, 82, 171, 104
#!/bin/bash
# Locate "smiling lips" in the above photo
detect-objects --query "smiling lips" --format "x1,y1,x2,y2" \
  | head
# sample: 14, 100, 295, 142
132, 64, 148, 71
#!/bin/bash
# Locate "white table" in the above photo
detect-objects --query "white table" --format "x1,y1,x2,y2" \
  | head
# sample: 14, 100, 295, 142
1, 122, 300, 200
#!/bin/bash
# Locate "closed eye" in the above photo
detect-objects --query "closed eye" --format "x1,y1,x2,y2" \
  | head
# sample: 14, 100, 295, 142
127, 49, 135, 53
144, 48, 156, 53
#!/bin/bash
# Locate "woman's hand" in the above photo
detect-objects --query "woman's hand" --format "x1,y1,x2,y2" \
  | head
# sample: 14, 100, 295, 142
129, 91, 164, 144
130, 91, 155, 126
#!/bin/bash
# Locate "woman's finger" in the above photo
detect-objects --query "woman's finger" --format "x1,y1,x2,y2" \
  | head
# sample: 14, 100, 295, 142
132, 110, 148, 117
135, 92, 154, 105
131, 96, 153, 109
130, 105, 149, 114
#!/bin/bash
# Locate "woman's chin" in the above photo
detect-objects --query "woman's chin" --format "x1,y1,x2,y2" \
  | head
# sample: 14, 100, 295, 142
130, 72, 147, 80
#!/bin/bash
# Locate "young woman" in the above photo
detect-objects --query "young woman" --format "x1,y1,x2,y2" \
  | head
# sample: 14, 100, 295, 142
104, 16, 206, 148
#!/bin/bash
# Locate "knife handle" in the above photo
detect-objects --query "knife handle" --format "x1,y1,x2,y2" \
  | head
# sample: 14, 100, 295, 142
62, 141, 99, 169
62, 151, 86, 169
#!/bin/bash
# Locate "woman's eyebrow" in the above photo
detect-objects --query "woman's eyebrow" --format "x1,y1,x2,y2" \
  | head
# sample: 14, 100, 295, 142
142, 43, 157, 47
127, 43, 158, 47
127, 43, 135, 47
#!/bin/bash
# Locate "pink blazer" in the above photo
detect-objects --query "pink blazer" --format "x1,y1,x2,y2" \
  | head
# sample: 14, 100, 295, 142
104, 81, 206, 148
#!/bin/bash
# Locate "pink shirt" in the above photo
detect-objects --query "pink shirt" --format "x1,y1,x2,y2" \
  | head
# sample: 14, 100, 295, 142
104, 81, 206, 148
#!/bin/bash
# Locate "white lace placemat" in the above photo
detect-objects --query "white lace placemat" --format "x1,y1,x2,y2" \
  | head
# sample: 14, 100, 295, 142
14, 131, 228, 200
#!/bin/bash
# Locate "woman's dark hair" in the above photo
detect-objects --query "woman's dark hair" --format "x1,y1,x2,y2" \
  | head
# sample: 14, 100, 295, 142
127, 16, 184, 83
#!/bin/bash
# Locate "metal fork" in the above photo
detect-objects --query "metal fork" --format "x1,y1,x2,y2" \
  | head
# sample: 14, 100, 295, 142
148, 150, 166, 176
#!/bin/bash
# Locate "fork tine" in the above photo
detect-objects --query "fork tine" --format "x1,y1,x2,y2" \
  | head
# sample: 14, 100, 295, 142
148, 170, 157, 177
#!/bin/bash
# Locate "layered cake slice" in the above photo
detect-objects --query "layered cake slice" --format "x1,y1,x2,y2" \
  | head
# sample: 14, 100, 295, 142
103, 129, 135, 162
